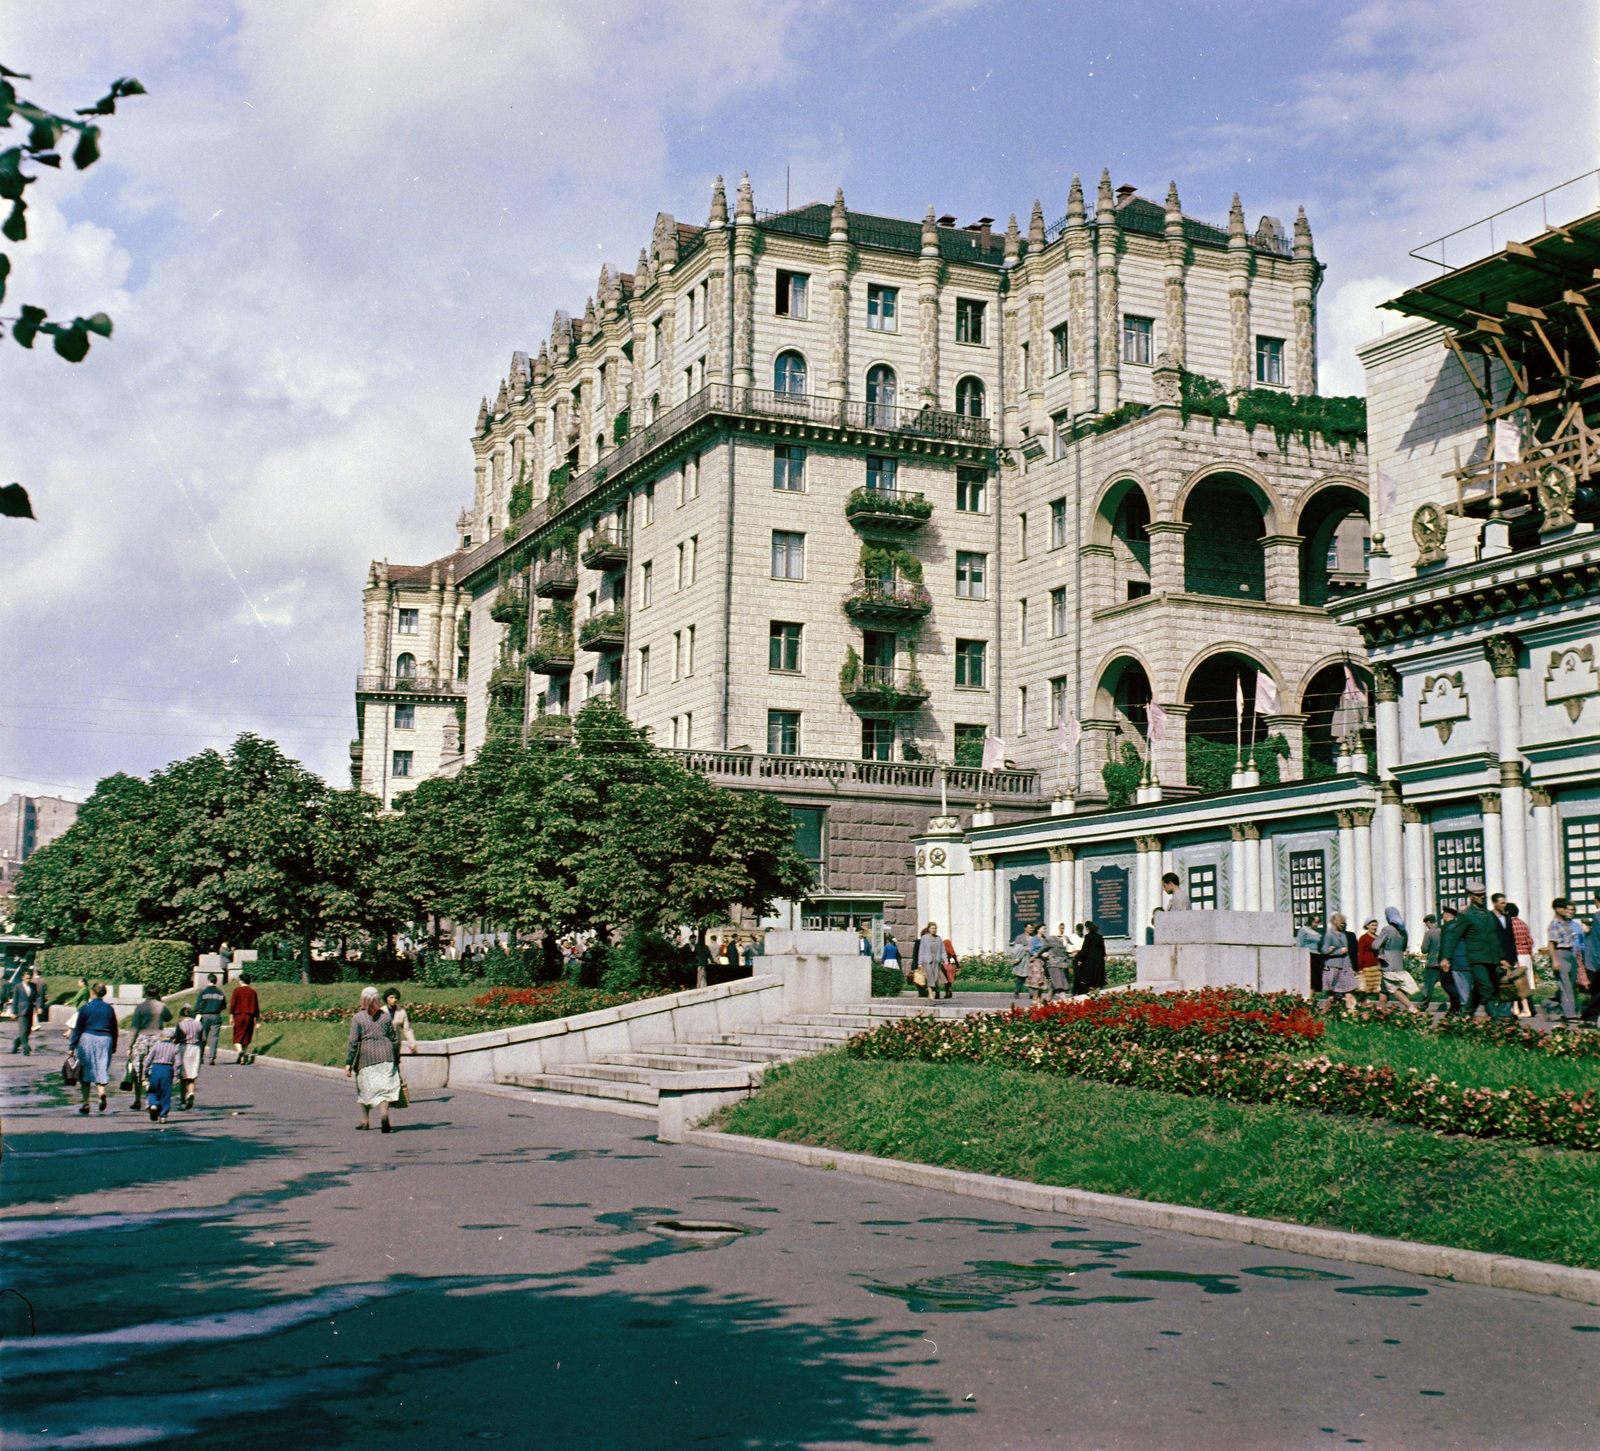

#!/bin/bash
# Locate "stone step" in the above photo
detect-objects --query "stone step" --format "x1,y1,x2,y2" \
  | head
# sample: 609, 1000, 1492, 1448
690, 1032, 849, 1053
743, 1021, 863, 1039
503, 1072, 659, 1105
600, 1051, 743, 1073
549, 1062, 663, 1087
645, 1041, 797, 1064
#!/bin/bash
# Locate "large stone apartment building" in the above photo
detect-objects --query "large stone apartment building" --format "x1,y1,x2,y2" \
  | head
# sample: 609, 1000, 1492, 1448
355, 171, 1369, 940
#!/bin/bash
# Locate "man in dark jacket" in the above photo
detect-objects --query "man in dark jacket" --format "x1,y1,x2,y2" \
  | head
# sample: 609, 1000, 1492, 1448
8, 972, 38, 1055
194, 973, 227, 1064
1441, 882, 1510, 1017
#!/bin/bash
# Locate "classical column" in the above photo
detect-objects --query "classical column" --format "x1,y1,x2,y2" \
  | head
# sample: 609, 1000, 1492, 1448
1064, 175, 1093, 418
1336, 809, 1357, 923
1228, 825, 1249, 911
1241, 823, 1263, 910
1144, 520, 1189, 596
972, 854, 996, 952
1001, 216, 1022, 446
827, 189, 850, 407
1479, 792, 1505, 900
732, 174, 756, 393
1079, 542, 1116, 614
703, 179, 727, 386
1531, 789, 1558, 921
1261, 535, 1302, 606
1095, 170, 1121, 413
1265, 712, 1308, 782
1135, 836, 1162, 942
1048, 846, 1077, 932
1486, 635, 1530, 912
1372, 664, 1401, 779
1027, 203, 1049, 438
1227, 195, 1253, 394
1163, 181, 1188, 368
1402, 805, 1428, 936
917, 207, 941, 407
1377, 781, 1404, 918
1257, 832, 1275, 912
1292, 207, 1318, 396
1351, 807, 1375, 928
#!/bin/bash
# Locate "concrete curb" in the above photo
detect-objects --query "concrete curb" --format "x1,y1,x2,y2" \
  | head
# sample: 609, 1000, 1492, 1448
682, 1129, 1600, 1309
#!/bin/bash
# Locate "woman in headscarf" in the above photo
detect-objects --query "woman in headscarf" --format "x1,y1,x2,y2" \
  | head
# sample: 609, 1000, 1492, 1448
1072, 921, 1107, 996
1318, 913, 1358, 1010
344, 986, 401, 1133
1375, 907, 1419, 1010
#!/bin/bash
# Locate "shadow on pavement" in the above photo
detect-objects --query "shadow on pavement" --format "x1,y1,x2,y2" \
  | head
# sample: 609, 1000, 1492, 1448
0, 1129, 283, 1206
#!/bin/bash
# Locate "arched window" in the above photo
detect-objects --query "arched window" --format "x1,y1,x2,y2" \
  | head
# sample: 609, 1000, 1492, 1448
649, 393, 661, 423
865, 364, 896, 425
395, 653, 416, 680
955, 376, 986, 417
1182, 475, 1266, 600
774, 351, 807, 396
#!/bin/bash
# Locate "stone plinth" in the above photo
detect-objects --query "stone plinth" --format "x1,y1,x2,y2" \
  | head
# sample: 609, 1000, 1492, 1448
1136, 910, 1304, 994
762, 930, 870, 1015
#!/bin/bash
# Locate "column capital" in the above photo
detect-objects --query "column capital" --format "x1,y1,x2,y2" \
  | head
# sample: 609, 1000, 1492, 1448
1259, 533, 1305, 549
1500, 760, 1526, 790
1402, 804, 1424, 825
1134, 834, 1163, 853
1264, 712, 1309, 729
1478, 791, 1502, 815
1240, 822, 1261, 840
1229, 823, 1249, 841
1157, 701, 1192, 718
1530, 787, 1553, 809
1372, 662, 1401, 703
1144, 520, 1191, 538
1335, 809, 1354, 829
1379, 781, 1403, 807
971, 854, 995, 872
1348, 807, 1375, 828
1047, 845, 1077, 863
1485, 633, 1521, 679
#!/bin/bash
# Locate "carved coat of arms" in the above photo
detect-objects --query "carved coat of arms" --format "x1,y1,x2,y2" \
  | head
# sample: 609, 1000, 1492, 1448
1545, 644, 1599, 722
1418, 671, 1469, 743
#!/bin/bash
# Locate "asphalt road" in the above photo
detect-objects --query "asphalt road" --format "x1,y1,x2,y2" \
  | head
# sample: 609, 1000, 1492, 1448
2, 1023, 1597, 1451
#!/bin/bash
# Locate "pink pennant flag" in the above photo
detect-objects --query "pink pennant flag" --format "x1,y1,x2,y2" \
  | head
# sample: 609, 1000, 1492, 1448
1343, 664, 1367, 707
981, 732, 1006, 771
1148, 701, 1168, 742
1376, 468, 1399, 516
1254, 672, 1278, 715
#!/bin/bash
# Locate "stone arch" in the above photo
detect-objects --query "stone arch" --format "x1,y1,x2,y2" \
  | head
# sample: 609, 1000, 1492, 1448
1180, 646, 1282, 788
1171, 461, 1286, 533
1298, 654, 1373, 772
954, 375, 987, 417
1179, 470, 1275, 600
1294, 478, 1370, 607
1088, 473, 1152, 547
1091, 650, 1157, 734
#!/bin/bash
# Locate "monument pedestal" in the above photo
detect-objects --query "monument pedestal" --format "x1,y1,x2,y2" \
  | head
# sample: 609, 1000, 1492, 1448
1136, 911, 1305, 995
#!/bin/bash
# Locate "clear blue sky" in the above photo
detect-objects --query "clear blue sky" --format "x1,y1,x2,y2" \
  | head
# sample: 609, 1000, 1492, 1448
2, 0, 1594, 798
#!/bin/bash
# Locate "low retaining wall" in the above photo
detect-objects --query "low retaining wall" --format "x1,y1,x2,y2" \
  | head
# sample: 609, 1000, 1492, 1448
1136, 910, 1305, 993
402, 975, 787, 1091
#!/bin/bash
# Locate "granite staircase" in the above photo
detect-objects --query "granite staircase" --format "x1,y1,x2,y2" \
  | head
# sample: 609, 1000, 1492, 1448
500, 999, 972, 1109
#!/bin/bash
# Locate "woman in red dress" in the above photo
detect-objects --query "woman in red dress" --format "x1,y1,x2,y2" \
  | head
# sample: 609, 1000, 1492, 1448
228, 973, 261, 1065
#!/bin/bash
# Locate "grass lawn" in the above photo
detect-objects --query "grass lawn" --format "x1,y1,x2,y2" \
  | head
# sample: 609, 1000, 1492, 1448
720, 1052, 1600, 1269
247, 1020, 462, 1067
1318, 1018, 1599, 1098
165, 982, 495, 1011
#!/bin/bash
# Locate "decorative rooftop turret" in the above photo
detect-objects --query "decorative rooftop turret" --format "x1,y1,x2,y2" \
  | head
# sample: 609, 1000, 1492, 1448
1294, 204, 1314, 260
1003, 213, 1020, 265
1028, 199, 1045, 249
708, 175, 727, 228
635, 246, 651, 293
1228, 194, 1248, 247
922, 204, 939, 255
735, 171, 754, 222
1165, 181, 1183, 235
1066, 172, 1085, 225
475, 396, 489, 434
493, 380, 508, 416
830, 187, 848, 239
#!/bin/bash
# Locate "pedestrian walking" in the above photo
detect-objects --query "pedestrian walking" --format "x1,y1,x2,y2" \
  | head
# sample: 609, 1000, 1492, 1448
941, 933, 959, 1000
857, 929, 873, 960
1072, 921, 1107, 995
381, 988, 418, 1054
1160, 872, 1189, 911
881, 933, 901, 981
1446, 883, 1509, 1018
195, 973, 227, 1064
123, 986, 172, 1110
1025, 925, 1049, 1002
1549, 899, 1582, 1022
1043, 928, 1071, 1000
64, 976, 90, 1034
144, 1026, 184, 1123
1375, 908, 1419, 1009
914, 924, 946, 1000
9, 971, 38, 1055
1318, 914, 1358, 1009
1417, 914, 1457, 1012
345, 986, 401, 1132
1008, 932, 1029, 998
1505, 903, 1537, 1018
229, 974, 261, 1064
68, 983, 118, 1114
1580, 914, 1600, 1025
177, 1005, 204, 1108
1296, 915, 1325, 995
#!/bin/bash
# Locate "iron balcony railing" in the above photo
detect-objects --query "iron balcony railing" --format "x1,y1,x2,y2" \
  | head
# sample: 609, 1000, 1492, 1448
356, 674, 467, 695
460, 385, 992, 579
663, 748, 1038, 797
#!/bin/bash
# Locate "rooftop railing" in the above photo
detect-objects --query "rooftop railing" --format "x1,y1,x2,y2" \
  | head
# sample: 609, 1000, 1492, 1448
663, 748, 1038, 798
356, 674, 467, 695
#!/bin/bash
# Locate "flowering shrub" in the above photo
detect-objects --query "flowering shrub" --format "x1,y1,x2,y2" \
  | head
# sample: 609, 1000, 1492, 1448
846, 997, 1600, 1151
258, 983, 664, 1030
1330, 1001, 1600, 1059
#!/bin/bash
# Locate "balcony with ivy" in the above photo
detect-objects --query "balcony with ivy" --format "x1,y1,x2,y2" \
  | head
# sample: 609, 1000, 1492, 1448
528, 621, 575, 675
581, 525, 628, 571
534, 549, 578, 597
840, 660, 929, 714
843, 577, 933, 625
844, 485, 933, 535
578, 609, 626, 651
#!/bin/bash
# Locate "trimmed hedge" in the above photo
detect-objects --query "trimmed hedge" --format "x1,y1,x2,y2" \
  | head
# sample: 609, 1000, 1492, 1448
37, 940, 194, 998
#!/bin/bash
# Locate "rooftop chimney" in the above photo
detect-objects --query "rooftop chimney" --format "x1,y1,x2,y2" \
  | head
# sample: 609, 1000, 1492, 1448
936, 214, 957, 228
965, 216, 995, 245
1115, 184, 1138, 206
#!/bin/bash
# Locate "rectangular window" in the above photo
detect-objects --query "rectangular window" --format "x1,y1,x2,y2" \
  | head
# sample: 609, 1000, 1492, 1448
771, 530, 805, 579
685, 287, 696, 335
776, 270, 809, 319
1018, 597, 1028, 646
955, 551, 987, 600
955, 298, 986, 344
1052, 411, 1072, 460
767, 709, 801, 756
769, 621, 802, 673
953, 722, 987, 767
640, 560, 653, 607
676, 465, 686, 508
687, 535, 698, 585
1434, 829, 1486, 915
1188, 863, 1218, 911
688, 453, 700, 500
670, 715, 679, 748
956, 466, 986, 513
866, 284, 898, 332
1565, 817, 1600, 913
1122, 315, 1153, 366
861, 719, 895, 762
397, 608, 418, 635
1288, 850, 1327, 929
1017, 684, 1029, 736
394, 703, 415, 730
686, 624, 696, 676
866, 455, 898, 492
955, 638, 987, 688
1051, 322, 1069, 374
391, 750, 413, 778
642, 483, 654, 525
672, 630, 682, 681
1256, 336, 1285, 386
1021, 341, 1031, 389
1050, 675, 1068, 727
773, 445, 806, 492
637, 645, 650, 694
790, 805, 825, 884
651, 318, 662, 362
1018, 513, 1028, 559
682, 711, 693, 748
1050, 586, 1067, 637
1050, 498, 1067, 550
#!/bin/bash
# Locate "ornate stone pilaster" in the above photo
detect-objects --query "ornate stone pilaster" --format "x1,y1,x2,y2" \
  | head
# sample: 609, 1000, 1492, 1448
1144, 520, 1189, 595
1227, 194, 1253, 394
1479, 790, 1505, 898
1163, 181, 1187, 369
1292, 206, 1317, 396
732, 173, 756, 392
1530, 787, 1553, 809
1095, 170, 1121, 413
827, 189, 850, 403
703, 180, 727, 387
653, 211, 678, 404
1027, 200, 1047, 438
1001, 214, 1022, 446
1402, 805, 1423, 825
1485, 633, 1520, 678
917, 206, 941, 407
1064, 175, 1093, 418
1372, 663, 1400, 702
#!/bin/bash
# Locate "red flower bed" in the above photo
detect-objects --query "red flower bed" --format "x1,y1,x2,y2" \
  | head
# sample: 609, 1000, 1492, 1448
1020, 988, 1324, 1052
